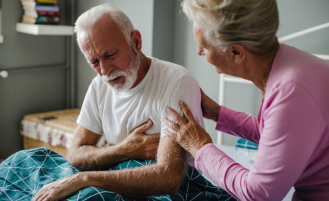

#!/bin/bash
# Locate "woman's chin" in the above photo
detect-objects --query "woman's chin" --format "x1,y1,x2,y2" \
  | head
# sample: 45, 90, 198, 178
215, 68, 222, 74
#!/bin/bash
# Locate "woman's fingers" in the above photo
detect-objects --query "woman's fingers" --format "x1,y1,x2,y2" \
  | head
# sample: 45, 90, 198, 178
164, 118, 180, 131
179, 101, 196, 122
167, 107, 187, 126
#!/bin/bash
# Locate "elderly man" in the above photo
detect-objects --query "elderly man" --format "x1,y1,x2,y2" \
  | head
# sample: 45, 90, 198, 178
33, 3, 204, 200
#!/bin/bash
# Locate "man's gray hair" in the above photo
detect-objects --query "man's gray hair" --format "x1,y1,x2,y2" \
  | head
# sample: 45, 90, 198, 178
182, 0, 279, 55
75, 3, 135, 47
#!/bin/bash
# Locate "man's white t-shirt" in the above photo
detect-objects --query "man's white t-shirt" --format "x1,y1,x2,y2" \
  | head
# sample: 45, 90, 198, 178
77, 57, 204, 146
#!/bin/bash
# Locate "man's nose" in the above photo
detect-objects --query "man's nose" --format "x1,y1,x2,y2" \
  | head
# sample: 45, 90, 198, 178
100, 60, 113, 76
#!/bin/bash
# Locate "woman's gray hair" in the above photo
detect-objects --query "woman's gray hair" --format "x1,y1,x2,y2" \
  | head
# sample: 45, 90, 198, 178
74, 3, 135, 47
182, 0, 279, 55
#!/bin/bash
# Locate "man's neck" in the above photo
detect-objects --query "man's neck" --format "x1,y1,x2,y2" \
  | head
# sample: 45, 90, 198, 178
131, 53, 151, 89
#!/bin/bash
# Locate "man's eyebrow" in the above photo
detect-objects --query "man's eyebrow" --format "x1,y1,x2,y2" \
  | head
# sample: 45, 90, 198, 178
102, 48, 119, 56
102, 50, 109, 56
86, 48, 118, 60
87, 56, 96, 61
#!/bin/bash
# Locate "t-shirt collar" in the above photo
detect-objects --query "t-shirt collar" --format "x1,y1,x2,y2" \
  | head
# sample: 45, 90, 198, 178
116, 57, 156, 96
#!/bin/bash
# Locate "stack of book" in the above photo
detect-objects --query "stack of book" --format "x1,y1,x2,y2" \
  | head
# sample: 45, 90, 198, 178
21, 0, 60, 25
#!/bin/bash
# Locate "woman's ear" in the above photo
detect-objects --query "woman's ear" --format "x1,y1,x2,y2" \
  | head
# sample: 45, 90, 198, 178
131, 30, 142, 52
227, 44, 245, 64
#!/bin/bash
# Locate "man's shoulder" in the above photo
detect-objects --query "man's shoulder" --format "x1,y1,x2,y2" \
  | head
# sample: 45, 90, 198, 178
148, 58, 200, 99
155, 58, 190, 74
152, 58, 196, 84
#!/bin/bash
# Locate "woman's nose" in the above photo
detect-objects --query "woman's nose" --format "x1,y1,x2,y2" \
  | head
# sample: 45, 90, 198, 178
197, 46, 204, 56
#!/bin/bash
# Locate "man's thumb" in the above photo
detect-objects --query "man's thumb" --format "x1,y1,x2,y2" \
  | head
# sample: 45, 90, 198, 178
135, 120, 153, 133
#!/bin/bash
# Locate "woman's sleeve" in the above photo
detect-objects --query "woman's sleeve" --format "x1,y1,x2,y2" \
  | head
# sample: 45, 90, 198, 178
216, 106, 260, 144
195, 82, 326, 201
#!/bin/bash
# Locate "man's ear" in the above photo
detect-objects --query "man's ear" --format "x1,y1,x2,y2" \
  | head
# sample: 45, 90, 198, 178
227, 44, 245, 64
131, 30, 142, 52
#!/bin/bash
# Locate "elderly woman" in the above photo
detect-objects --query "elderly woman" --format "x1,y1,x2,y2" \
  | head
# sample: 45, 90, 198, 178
164, 0, 329, 200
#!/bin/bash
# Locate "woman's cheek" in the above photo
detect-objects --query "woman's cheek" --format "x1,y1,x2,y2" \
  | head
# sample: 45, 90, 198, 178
205, 52, 217, 66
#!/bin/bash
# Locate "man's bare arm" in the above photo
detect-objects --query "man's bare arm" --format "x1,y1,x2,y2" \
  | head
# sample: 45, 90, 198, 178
67, 121, 160, 171
82, 136, 187, 197
33, 135, 187, 201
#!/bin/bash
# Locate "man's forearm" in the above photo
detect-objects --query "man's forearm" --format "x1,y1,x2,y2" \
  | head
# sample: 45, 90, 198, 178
81, 155, 187, 198
78, 138, 187, 198
67, 144, 129, 171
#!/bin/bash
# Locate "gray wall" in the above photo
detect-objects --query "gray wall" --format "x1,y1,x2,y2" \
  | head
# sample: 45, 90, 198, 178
0, 0, 69, 158
152, 0, 175, 62
276, 0, 329, 55
172, 0, 329, 145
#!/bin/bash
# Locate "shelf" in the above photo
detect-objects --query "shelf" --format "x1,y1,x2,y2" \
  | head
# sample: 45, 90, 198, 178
16, 23, 74, 36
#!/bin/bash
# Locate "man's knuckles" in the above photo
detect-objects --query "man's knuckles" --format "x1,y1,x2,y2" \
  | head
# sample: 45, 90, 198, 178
142, 139, 157, 146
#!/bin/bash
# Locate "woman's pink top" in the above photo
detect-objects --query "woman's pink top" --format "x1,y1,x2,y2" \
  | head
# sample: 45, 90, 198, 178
195, 44, 329, 201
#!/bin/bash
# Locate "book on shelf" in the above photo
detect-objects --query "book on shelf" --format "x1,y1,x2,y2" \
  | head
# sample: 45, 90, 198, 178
24, 10, 60, 17
20, 0, 61, 26
20, 0, 61, 25
23, 5, 60, 12
21, 0, 58, 4
21, 1, 57, 6
22, 15, 60, 25
24, 10, 60, 18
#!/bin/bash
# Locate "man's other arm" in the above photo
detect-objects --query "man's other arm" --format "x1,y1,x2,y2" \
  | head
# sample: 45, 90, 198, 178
67, 121, 160, 171
81, 136, 187, 197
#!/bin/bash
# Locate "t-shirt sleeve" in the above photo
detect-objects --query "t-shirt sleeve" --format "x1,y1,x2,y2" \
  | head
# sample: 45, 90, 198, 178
77, 79, 103, 135
160, 75, 204, 138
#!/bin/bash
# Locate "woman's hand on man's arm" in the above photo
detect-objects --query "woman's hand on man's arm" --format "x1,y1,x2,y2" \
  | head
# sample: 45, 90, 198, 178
200, 89, 221, 122
164, 101, 213, 158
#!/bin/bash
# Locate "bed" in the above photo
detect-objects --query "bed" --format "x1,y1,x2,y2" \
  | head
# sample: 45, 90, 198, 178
0, 147, 235, 201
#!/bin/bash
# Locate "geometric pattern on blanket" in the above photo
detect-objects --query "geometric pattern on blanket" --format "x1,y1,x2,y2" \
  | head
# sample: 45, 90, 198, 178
0, 148, 236, 201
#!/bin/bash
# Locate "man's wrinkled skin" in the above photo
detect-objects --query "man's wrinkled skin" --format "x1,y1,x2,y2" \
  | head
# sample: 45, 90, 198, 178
68, 121, 160, 171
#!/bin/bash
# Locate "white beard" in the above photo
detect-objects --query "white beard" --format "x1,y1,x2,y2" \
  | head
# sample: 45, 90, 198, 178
102, 41, 140, 92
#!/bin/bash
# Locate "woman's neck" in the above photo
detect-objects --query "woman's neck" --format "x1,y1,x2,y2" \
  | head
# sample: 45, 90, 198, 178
246, 43, 280, 95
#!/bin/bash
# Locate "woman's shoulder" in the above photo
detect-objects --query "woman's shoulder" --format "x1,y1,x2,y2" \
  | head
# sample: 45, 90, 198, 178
268, 44, 329, 95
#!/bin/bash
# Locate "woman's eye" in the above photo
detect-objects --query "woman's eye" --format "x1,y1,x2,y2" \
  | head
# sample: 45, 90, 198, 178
92, 60, 98, 65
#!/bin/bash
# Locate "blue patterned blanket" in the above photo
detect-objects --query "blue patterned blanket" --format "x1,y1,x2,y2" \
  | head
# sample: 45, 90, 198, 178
0, 148, 235, 201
